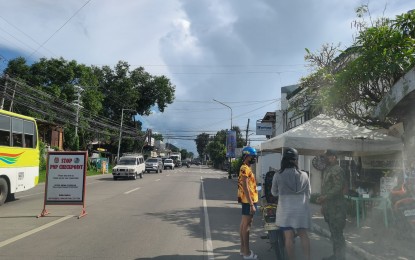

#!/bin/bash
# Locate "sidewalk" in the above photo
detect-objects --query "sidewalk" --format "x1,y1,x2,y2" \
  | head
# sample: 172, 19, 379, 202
310, 203, 414, 260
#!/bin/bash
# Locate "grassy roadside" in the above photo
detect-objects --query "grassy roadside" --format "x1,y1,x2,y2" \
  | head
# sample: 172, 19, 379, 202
38, 169, 111, 183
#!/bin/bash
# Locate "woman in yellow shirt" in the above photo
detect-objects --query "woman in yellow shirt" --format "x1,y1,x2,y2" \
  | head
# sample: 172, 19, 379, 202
238, 146, 259, 259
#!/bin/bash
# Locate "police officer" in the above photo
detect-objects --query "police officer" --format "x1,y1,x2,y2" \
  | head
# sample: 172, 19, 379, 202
317, 150, 346, 260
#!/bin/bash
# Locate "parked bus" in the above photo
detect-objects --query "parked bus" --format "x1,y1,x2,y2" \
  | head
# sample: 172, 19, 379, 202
0, 109, 39, 205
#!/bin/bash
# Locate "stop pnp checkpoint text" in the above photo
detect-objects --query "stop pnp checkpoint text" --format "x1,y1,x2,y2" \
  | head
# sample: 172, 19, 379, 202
49, 158, 84, 170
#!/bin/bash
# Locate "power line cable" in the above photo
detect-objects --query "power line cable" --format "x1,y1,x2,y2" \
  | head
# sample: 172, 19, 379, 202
28, 0, 93, 58
0, 15, 56, 57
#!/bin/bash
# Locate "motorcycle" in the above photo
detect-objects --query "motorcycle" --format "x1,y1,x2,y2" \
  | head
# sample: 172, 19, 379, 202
182, 161, 190, 168
260, 170, 285, 259
390, 176, 415, 239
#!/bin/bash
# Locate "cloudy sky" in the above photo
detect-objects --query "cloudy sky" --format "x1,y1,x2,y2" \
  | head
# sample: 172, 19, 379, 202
0, 0, 412, 155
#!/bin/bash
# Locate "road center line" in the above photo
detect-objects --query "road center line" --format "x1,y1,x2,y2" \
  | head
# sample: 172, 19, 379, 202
124, 187, 141, 194
0, 215, 74, 248
155, 179, 161, 182
201, 176, 214, 260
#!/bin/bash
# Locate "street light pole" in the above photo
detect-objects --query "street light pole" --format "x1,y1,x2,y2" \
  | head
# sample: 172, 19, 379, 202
213, 99, 232, 129
117, 108, 136, 163
213, 99, 233, 179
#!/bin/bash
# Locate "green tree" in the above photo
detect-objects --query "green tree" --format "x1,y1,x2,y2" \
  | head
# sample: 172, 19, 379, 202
152, 133, 164, 141
180, 149, 188, 160
195, 133, 210, 159
188, 152, 194, 159
300, 8, 415, 128
206, 141, 226, 168
2, 57, 176, 154
3, 57, 103, 150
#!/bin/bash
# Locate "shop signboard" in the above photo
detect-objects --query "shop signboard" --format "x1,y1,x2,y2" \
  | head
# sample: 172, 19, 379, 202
256, 122, 273, 135
361, 154, 402, 169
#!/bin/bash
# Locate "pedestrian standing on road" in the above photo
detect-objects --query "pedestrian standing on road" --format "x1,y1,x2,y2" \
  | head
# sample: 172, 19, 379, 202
318, 150, 347, 260
238, 146, 259, 259
271, 147, 311, 260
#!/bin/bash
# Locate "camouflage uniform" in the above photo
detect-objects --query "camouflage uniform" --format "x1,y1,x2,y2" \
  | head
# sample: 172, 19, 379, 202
321, 164, 346, 260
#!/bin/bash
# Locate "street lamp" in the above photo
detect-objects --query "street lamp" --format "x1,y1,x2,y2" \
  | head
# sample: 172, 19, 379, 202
117, 108, 136, 162
213, 99, 233, 179
213, 99, 232, 129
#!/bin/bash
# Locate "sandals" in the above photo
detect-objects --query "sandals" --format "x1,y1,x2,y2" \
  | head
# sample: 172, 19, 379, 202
242, 250, 259, 259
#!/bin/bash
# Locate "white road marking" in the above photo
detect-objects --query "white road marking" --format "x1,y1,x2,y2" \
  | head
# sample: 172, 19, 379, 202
0, 215, 74, 248
155, 179, 161, 182
166, 174, 170, 176
124, 187, 141, 194
201, 176, 214, 260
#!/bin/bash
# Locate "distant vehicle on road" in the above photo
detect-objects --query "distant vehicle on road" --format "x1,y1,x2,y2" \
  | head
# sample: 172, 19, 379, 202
112, 154, 145, 180
170, 152, 181, 161
145, 157, 163, 173
163, 159, 175, 170
182, 160, 190, 168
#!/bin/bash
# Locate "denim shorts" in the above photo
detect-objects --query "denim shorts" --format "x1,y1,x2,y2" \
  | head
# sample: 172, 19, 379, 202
241, 203, 258, 216
279, 226, 294, 231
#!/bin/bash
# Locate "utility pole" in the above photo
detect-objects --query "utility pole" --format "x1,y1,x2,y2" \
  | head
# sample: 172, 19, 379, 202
117, 108, 136, 163
8, 83, 16, 112
73, 85, 84, 137
0, 75, 8, 110
245, 118, 250, 146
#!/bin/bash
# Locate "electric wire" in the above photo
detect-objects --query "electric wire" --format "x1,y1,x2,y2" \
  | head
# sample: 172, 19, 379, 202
28, 0, 93, 58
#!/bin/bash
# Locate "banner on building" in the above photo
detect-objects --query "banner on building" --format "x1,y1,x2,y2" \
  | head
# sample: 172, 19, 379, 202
256, 121, 273, 135
226, 130, 236, 158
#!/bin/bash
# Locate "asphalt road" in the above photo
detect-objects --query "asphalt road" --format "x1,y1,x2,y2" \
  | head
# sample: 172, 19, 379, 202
0, 165, 358, 260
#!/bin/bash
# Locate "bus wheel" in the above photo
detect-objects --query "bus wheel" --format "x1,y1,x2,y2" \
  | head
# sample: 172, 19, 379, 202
0, 178, 9, 206
7, 193, 15, 202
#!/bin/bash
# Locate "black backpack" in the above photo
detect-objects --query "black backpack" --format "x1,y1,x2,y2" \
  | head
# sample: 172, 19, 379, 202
264, 170, 278, 204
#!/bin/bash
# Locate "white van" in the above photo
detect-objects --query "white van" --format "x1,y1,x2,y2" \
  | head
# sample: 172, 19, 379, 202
112, 154, 145, 180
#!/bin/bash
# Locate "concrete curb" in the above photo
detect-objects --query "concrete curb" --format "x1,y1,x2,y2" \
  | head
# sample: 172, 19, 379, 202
311, 223, 378, 260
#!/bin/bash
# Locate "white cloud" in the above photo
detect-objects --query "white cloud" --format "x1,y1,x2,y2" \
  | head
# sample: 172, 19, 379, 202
0, 0, 413, 154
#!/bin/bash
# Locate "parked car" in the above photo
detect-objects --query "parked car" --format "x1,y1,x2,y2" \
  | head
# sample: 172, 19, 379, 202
145, 157, 163, 173
163, 159, 175, 170
112, 154, 145, 180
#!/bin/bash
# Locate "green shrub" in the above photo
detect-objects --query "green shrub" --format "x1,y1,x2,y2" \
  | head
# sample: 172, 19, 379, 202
39, 141, 47, 171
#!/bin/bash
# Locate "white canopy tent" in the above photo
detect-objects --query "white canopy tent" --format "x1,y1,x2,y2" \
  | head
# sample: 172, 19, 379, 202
260, 114, 403, 156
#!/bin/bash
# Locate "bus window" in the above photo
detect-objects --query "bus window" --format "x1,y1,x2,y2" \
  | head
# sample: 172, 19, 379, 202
12, 118, 23, 147
23, 121, 35, 148
0, 130, 10, 146
0, 115, 11, 146
12, 133, 23, 147
24, 134, 33, 148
